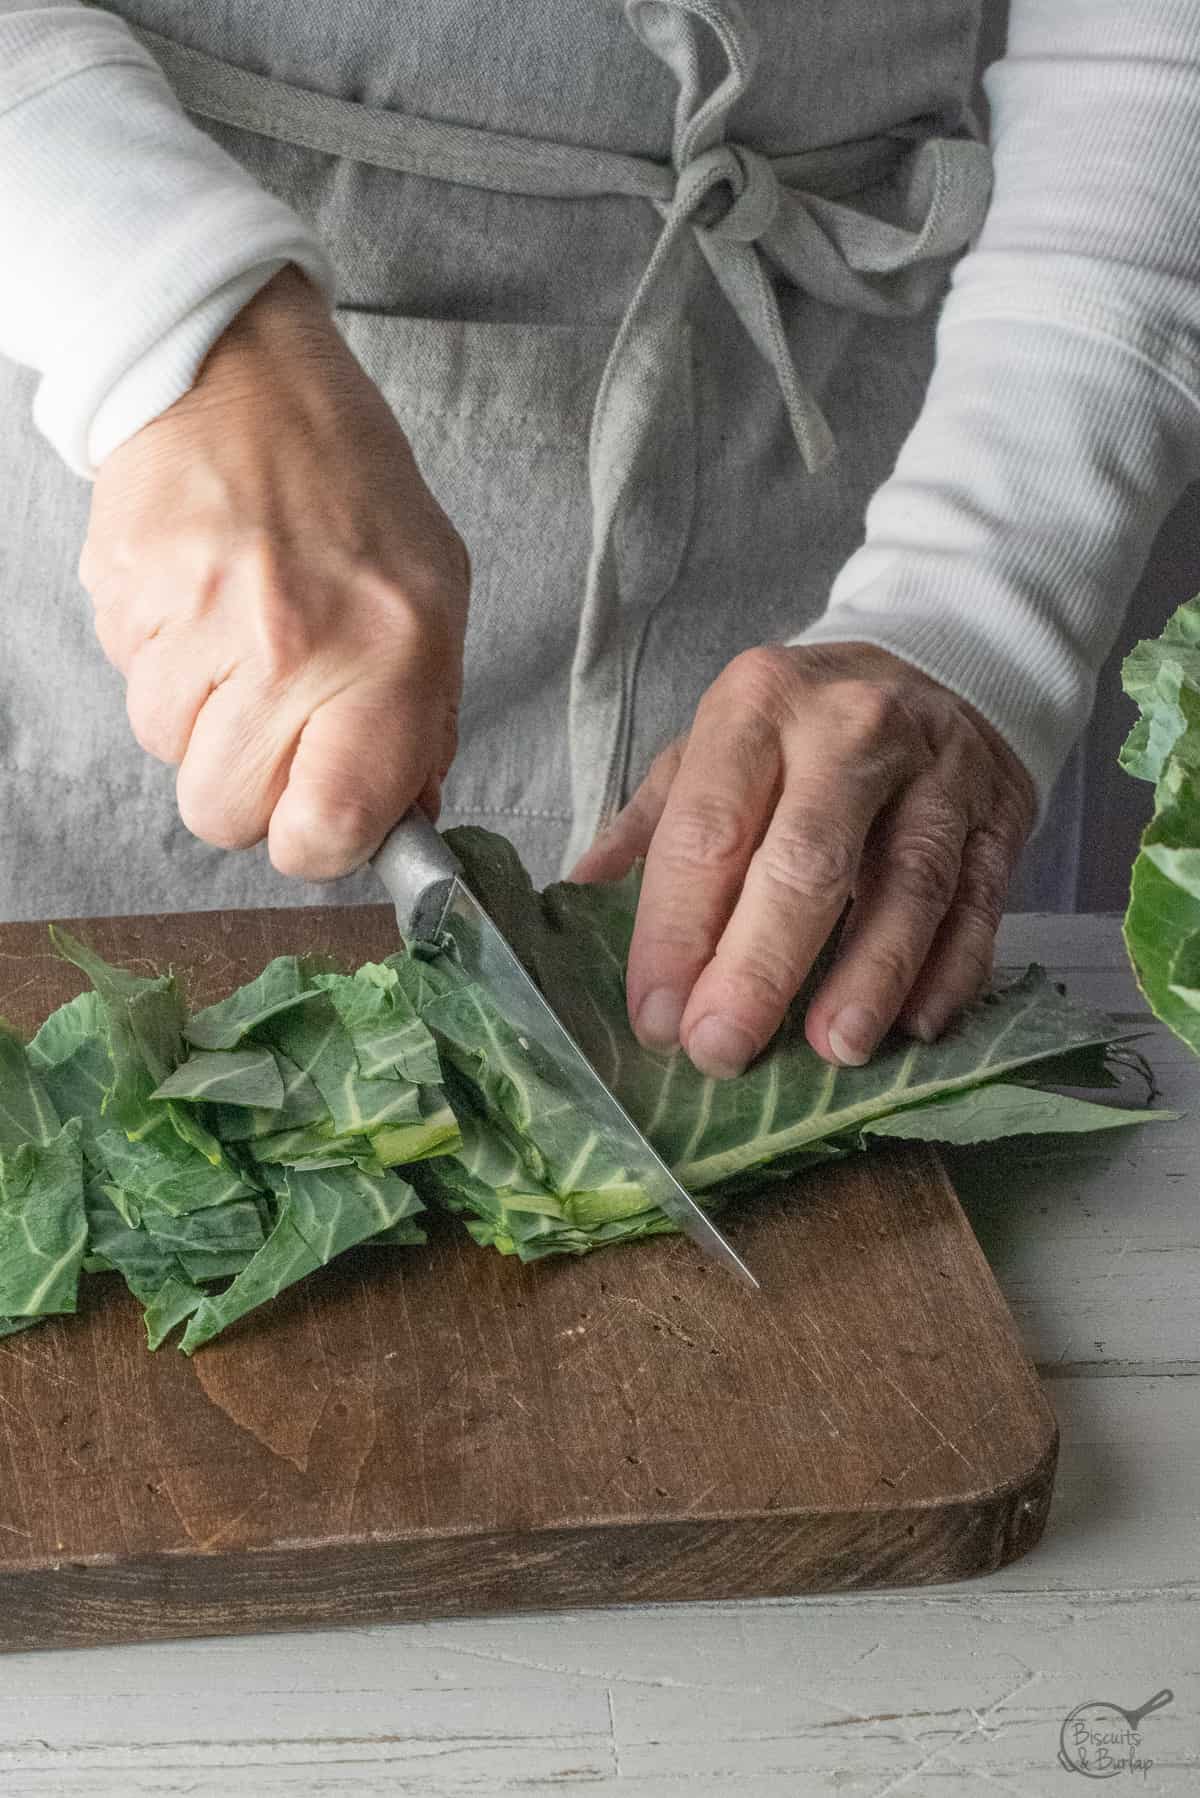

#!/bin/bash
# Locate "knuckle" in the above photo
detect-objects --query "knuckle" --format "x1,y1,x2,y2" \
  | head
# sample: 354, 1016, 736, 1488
634, 915, 714, 966
78, 523, 133, 595
957, 889, 1004, 944
755, 820, 857, 904
823, 678, 901, 749
384, 522, 472, 627
851, 935, 921, 995
887, 832, 960, 913
716, 645, 796, 713
964, 824, 1014, 898
659, 795, 751, 872
955, 858, 1008, 937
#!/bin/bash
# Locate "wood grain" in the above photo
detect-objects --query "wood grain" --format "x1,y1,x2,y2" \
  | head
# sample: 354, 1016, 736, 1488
0, 905, 1058, 1652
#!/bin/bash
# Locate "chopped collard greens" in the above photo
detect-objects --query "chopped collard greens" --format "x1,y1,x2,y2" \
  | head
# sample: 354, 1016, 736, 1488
0, 827, 1172, 1352
1120, 593, 1200, 1059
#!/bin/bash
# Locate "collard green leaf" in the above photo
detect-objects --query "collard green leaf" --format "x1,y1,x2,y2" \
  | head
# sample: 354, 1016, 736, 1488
418, 981, 634, 1196
1165, 925, 1200, 1009
45, 927, 227, 1167
83, 1181, 253, 1347
311, 966, 443, 1086
434, 829, 1156, 1199
95, 1128, 255, 1216
0, 1021, 60, 1149
28, 989, 106, 1070
50, 926, 185, 1127
152, 1048, 285, 1110
858, 1083, 1175, 1145
27, 992, 113, 1165
1119, 595, 1200, 1057
1119, 595, 1200, 785
162, 1101, 227, 1168
134, 1196, 267, 1258
84, 1181, 188, 1304
247, 1090, 460, 1172
0, 1120, 87, 1315
143, 1275, 208, 1351
254, 993, 423, 1137
183, 955, 333, 1050
422, 1135, 680, 1259
207, 1049, 327, 1141
178, 1164, 425, 1354
416, 1083, 696, 1260
101, 1183, 142, 1230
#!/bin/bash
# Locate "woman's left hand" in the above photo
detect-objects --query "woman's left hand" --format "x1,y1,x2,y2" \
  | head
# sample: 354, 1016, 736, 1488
569, 643, 1038, 1078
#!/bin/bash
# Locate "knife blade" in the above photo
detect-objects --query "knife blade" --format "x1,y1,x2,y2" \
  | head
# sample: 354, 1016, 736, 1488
371, 810, 760, 1290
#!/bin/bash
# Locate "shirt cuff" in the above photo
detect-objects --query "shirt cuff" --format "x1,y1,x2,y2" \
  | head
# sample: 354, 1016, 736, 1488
787, 312, 1200, 832
0, 10, 337, 477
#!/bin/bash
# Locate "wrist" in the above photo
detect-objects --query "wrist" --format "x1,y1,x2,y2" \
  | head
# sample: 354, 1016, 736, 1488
198, 262, 338, 386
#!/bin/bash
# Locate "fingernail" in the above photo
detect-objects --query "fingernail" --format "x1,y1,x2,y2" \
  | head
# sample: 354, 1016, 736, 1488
687, 1015, 758, 1080
827, 1004, 879, 1066
635, 987, 685, 1049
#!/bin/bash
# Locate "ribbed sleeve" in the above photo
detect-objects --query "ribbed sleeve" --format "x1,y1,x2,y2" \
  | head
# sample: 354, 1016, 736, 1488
0, 2, 336, 475
789, 0, 1200, 825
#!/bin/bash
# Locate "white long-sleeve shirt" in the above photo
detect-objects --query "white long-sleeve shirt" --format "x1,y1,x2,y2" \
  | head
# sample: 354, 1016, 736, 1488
2, 0, 1199, 824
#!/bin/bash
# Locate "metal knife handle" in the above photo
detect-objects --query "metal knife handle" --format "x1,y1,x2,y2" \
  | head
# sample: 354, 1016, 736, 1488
371, 808, 462, 943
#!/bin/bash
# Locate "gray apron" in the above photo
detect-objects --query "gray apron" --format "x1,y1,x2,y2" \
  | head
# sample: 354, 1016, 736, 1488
0, 0, 1076, 921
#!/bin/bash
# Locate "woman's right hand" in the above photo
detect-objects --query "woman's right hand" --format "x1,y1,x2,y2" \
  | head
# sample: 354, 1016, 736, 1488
79, 264, 469, 880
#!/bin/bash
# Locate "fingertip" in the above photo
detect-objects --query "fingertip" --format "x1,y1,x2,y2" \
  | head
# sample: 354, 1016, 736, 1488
683, 1014, 759, 1081
569, 815, 647, 883
570, 845, 632, 885
630, 986, 685, 1051
825, 1003, 879, 1067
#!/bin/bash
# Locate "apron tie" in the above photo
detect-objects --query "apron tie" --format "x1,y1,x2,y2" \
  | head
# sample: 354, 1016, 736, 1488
563, 0, 993, 864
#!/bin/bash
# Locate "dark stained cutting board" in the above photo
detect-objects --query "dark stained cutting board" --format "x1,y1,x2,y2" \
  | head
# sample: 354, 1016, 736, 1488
0, 904, 1058, 1652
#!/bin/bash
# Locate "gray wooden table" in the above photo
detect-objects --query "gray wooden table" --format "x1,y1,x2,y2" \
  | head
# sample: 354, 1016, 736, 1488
1, 914, 1195, 1796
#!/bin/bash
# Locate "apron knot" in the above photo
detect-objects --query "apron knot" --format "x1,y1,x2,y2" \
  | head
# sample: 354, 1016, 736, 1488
685, 142, 779, 244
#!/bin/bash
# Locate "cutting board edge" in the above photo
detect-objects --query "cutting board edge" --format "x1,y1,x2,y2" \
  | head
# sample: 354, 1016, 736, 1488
0, 1429, 1057, 1654
10, 900, 396, 937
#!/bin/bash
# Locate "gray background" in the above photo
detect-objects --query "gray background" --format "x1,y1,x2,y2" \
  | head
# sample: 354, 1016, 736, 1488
976, 0, 1200, 912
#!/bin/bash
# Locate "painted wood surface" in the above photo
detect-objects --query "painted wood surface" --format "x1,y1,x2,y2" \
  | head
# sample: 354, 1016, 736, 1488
0, 915, 1195, 1794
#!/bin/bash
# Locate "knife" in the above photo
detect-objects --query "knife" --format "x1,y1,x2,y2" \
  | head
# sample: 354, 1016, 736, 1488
371, 809, 760, 1290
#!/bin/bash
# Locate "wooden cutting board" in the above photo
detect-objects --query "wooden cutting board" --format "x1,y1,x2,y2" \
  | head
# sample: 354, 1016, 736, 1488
0, 904, 1057, 1652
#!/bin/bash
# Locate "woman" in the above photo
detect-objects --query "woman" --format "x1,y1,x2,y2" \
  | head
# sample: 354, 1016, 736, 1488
1, 0, 1197, 1080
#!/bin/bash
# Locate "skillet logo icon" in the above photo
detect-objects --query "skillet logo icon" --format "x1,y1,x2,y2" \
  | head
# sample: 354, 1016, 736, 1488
1058, 1688, 1172, 1778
